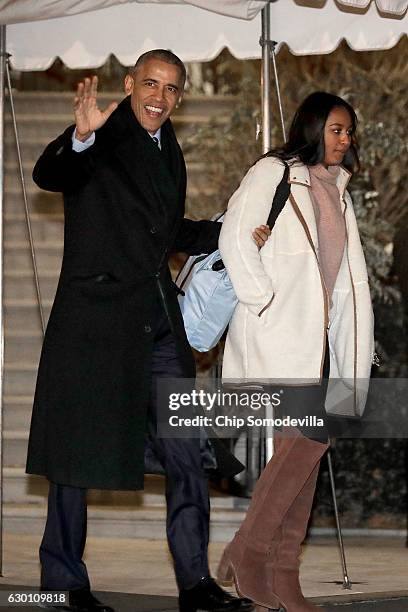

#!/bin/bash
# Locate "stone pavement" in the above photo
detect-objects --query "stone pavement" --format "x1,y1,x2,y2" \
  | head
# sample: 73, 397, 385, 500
0, 586, 408, 611
0, 533, 406, 611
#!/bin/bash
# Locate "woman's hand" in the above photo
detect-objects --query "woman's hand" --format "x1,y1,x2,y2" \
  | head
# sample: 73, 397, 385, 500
252, 224, 271, 250
74, 76, 118, 141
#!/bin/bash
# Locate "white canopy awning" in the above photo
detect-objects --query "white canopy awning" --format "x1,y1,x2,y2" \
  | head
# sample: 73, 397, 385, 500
0, 1, 268, 24
3, 0, 408, 70
0, 0, 406, 25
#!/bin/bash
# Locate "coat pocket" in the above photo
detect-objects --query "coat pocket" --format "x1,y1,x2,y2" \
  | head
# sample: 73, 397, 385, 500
247, 294, 275, 327
69, 273, 128, 299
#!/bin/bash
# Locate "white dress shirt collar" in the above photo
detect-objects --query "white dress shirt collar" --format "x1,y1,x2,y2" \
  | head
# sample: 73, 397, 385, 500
149, 128, 162, 149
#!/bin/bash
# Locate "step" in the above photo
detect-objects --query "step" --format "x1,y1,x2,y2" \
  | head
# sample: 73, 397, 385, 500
3, 501, 246, 541
3, 395, 34, 431
4, 300, 51, 331
7, 92, 120, 116
1, 468, 248, 513
3, 362, 40, 404
4, 330, 44, 363
4, 270, 59, 302
3, 168, 37, 192
2, 468, 248, 540
3, 430, 30, 467
2, 470, 173, 506
4, 213, 64, 242
5, 112, 228, 140
7, 92, 235, 118
4, 241, 63, 271
3, 469, 46, 504
4, 137, 66, 163
4, 187, 62, 216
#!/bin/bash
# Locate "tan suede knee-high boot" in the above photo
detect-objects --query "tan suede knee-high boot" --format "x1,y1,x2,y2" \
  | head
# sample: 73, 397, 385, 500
265, 462, 324, 611
249, 463, 325, 611
217, 429, 328, 611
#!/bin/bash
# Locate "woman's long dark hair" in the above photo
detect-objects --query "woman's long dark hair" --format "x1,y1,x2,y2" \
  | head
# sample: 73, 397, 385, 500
264, 91, 360, 173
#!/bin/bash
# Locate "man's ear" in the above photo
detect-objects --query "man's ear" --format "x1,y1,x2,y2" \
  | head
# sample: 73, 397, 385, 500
124, 74, 134, 95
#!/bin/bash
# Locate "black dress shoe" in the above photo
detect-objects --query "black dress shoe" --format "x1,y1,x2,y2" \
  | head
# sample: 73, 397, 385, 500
179, 576, 253, 612
43, 589, 115, 612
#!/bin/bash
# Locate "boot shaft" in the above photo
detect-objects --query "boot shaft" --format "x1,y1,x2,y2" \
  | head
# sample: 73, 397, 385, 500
237, 430, 328, 550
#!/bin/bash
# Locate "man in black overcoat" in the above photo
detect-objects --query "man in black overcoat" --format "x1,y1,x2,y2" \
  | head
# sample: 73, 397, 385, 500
26, 50, 267, 612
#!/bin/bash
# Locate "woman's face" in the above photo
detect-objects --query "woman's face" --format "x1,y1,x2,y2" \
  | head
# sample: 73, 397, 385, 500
323, 106, 354, 166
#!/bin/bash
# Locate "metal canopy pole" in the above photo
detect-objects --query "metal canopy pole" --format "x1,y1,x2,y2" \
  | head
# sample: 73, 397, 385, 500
5, 57, 45, 336
0, 24, 6, 578
258, 5, 351, 590
260, 2, 272, 154
270, 40, 286, 141
327, 448, 352, 589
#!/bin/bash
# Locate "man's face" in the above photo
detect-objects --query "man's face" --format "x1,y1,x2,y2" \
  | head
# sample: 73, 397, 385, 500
124, 58, 184, 134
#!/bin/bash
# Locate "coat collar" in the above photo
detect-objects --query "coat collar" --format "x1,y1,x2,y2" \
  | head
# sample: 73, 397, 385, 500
98, 96, 185, 227
288, 160, 351, 197
288, 159, 352, 250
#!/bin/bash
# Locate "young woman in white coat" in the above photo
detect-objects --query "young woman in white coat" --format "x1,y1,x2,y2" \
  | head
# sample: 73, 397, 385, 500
217, 92, 375, 612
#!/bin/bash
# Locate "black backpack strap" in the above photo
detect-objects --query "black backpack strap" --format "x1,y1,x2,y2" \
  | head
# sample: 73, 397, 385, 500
209, 162, 290, 272
266, 161, 290, 230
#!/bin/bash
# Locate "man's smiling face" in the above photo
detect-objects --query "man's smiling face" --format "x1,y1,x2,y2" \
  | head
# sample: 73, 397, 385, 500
124, 58, 184, 134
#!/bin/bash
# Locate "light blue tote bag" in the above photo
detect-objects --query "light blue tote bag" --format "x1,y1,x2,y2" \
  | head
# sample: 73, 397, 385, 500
175, 217, 238, 352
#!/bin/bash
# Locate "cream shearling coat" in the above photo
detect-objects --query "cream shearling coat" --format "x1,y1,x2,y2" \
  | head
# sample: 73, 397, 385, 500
219, 157, 375, 417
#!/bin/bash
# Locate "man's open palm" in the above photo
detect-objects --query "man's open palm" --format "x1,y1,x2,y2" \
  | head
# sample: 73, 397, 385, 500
74, 75, 118, 140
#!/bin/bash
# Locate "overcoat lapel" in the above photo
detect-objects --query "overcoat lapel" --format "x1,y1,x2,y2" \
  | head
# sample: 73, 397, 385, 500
102, 97, 183, 230
287, 164, 317, 249
289, 184, 318, 249
161, 121, 186, 211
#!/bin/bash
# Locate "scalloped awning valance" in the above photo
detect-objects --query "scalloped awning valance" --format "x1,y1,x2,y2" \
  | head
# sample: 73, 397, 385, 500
336, 0, 407, 15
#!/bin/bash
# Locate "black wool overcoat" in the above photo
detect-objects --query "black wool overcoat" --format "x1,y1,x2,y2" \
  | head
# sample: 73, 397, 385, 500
26, 96, 243, 490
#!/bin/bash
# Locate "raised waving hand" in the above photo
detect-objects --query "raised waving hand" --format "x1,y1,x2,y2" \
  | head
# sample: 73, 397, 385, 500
74, 75, 118, 141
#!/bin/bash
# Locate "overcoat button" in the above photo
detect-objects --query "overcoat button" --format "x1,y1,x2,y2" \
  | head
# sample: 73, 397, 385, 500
144, 325, 152, 333
150, 226, 157, 234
